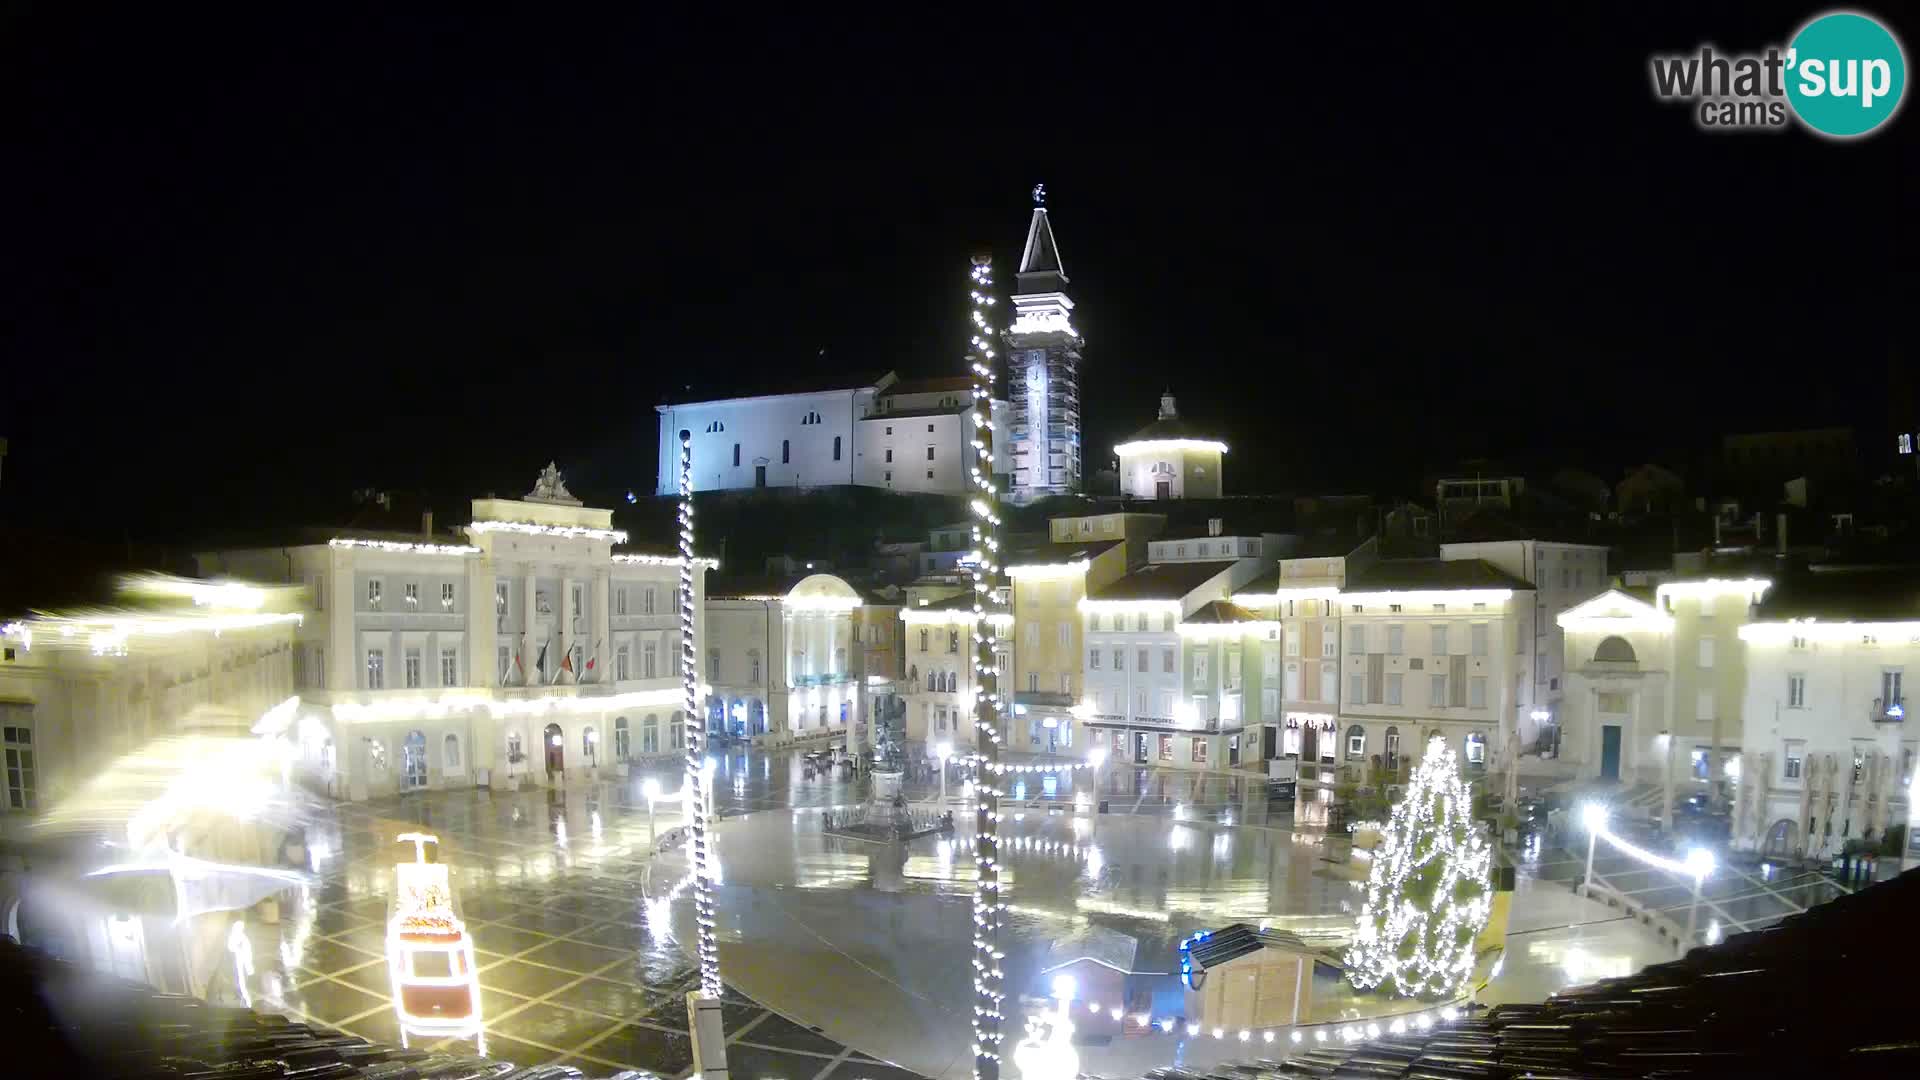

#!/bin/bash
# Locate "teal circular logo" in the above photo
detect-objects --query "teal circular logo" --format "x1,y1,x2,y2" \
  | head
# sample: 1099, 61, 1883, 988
1786, 11, 1907, 137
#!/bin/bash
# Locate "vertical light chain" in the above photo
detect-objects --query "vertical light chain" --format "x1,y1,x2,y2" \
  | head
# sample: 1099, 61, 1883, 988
679, 428, 723, 1000
965, 254, 1005, 1080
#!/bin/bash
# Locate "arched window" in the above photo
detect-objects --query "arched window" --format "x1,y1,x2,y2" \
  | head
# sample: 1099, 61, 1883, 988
643, 713, 660, 754
1384, 726, 1401, 767
1345, 724, 1367, 759
1151, 460, 1175, 476
1464, 732, 1487, 765
782, 439, 791, 464
366, 738, 387, 772
908, 664, 918, 689
748, 649, 762, 683
614, 716, 631, 761
443, 733, 461, 769
582, 725, 599, 764
833, 435, 843, 461
1594, 636, 1637, 663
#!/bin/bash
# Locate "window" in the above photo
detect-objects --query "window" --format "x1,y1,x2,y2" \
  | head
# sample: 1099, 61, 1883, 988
1159, 735, 1174, 761
1028, 672, 1039, 692
368, 578, 384, 608
3, 725, 35, 811
1111, 648, 1123, 671
441, 582, 456, 609
404, 582, 420, 608
733, 443, 741, 466
1135, 613, 1148, 633
1348, 673, 1366, 706
705, 420, 725, 433
927, 423, 935, 432
1697, 595, 1715, 619
1465, 733, 1486, 765
616, 645, 631, 681
615, 588, 628, 616
1162, 613, 1174, 632
1346, 725, 1366, 759
1089, 648, 1101, 670
1385, 728, 1401, 762
1469, 676, 1487, 708
1560, 568, 1570, 588
1698, 637, 1716, 668
643, 641, 659, 679
495, 582, 509, 614
498, 645, 511, 683
1431, 625, 1449, 655
950, 629, 962, 654
367, 648, 386, 690
919, 628, 930, 652
925, 445, 936, 461
645, 587, 659, 615
1696, 688, 1715, 720
1431, 674, 1447, 708
748, 650, 761, 682
885, 425, 893, 435
440, 647, 458, 687
1347, 625, 1366, 653
1783, 740, 1804, 780
1176, 544, 1187, 558
1321, 625, 1336, 657
1191, 738, 1208, 764
707, 648, 720, 682
1788, 673, 1807, 709
1385, 673, 1403, 705
1059, 673, 1072, 694
582, 727, 598, 761
1025, 622, 1039, 648
1058, 622, 1071, 649
444, 734, 461, 769
1791, 634, 1808, 650
782, 439, 790, 464
571, 585, 583, 619
313, 573, 325, 610
1470, 623, 1488, 657
1286, 635, 1300, 657
1387, 625, 1403, 654
614, 717, 631, 761
1194, 652, 1209, 681
833, 436, 842, 460
1884, 669, 1905, 709
1227, 648, 1241, 686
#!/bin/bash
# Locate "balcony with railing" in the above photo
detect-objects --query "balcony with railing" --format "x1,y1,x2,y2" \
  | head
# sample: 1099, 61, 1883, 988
1873, 696, 1905, 724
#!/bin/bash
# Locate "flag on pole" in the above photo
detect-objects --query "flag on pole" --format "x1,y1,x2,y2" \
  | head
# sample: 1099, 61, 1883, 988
585, 638, 602, 678
513, 632, 525, 682
560, 646, 575, 676
535, 639, 549, 679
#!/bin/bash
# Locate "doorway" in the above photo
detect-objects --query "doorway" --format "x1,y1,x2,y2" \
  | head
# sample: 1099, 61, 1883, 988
1228, 735, 1240, 767
755, 465, 767, 487
1156, 479, 1170, 500
402, 730, 428, 791
544, 722, 565, 778
1600, 724, 1622, 781
1262, 726, 1277, 760
1134, 732, 1149, 764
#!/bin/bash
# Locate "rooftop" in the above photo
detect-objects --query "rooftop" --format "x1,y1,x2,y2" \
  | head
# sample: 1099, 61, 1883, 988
1116, 413, 1224, 449
1183, 600, 1264, 625
657, 370, 894, 407
1347, 558, 1534, 593
1003, 539, 1123, 568
1089, 560, 1237, 602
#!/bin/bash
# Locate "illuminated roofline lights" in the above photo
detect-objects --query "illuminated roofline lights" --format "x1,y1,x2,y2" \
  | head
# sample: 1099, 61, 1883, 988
1008, 559, 1090, 579
1655, 578, 1772, 604
1339, 589, 1514, 606
902, 608, 1015, 627
613, 553, 720, 569
1113, 439, 1228, 456
122, 574, 272, 610
1556, 591, 1674, 633
1177, 621, 1281, 640
781, 596, 865, 613
467, 520, 629, 542
328, 537, 481, 556
1076, 597, 1182, 614
1740, 619, 1920, 645
329, 687, 685, 724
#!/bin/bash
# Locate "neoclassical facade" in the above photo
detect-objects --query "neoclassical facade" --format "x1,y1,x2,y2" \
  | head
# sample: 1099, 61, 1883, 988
198, 467, 708, 800
706, 573, 870, 746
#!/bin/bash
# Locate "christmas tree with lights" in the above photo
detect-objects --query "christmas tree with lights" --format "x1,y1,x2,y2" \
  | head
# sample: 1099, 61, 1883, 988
1346, 734, 1493, 999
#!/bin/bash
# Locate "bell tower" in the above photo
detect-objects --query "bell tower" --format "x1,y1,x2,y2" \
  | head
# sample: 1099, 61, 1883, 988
1004, 184, 1084, 502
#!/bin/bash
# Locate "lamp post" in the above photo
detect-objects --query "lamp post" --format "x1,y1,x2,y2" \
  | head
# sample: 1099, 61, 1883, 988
936, 741, 953, 804
1581, 802, 1608, 890
643, 777, 662, 843
1683, 846, 1715, 944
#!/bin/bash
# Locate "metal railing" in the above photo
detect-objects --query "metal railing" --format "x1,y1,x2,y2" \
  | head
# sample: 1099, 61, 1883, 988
1872, 696, 1905, 723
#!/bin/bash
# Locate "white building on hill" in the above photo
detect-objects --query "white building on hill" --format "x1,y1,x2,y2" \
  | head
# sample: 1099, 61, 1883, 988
654, 372, 1008, 497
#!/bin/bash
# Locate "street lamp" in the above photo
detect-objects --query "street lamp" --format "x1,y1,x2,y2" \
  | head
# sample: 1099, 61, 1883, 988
1683, 846, 1715, 944
1580, 801, 1608, 890
643, 777, 663, 843
935, 741, 953, 805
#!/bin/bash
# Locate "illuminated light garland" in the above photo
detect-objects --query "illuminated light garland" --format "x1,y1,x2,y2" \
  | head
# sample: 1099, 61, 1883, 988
678, 429, 723, 1001
328, 537, 481, 556
1006, 559, 1089, 580
1346, 735, 1492, 999
1338, 588, 1514, 606
1740, 618, 1920, 645
901, 608, 1015, 627
1112, 438, 1229, 456
967, 254, 1007, 1080
1, 621, 31, 651
614, 552, 720, 569
1655, 577, 1772, 604
468, 520, 629, 542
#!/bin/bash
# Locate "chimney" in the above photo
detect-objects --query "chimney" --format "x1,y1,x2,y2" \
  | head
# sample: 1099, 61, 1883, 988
1159, 392, 1178, 420
423, 510, 434, 538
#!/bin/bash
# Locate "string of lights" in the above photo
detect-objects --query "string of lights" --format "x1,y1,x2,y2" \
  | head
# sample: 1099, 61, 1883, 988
678, 428, 723, 1000
1346, 735, 1492, 999
966, 253, 1006, 1080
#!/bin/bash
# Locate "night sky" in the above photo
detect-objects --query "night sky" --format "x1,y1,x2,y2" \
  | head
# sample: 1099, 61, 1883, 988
3, 5, 1912, 545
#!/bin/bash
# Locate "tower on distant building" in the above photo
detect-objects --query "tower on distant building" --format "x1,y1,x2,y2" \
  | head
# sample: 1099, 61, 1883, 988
1004, 185, 1084, 503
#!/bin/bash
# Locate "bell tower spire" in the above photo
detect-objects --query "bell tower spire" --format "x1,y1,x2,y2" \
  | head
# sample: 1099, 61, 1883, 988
1004, 184, 1084, 503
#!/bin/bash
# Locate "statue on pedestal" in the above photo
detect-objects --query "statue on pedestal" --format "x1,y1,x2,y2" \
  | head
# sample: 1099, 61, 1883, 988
527, 462, 582, 505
